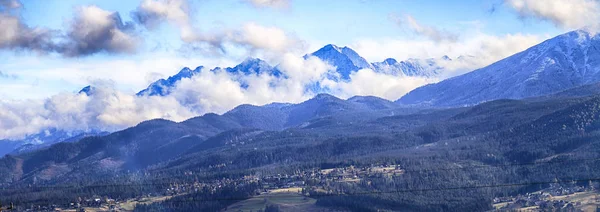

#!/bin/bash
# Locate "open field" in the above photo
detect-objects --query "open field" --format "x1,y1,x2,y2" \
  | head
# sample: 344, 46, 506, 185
226, 187, 326, 212
550, 192, 600, 212
55, 195, 177, 212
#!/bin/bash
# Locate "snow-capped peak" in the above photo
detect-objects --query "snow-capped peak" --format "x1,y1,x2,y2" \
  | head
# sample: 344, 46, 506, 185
382, 58, 398, 65
308, 44, 373, 80
78, 85, 94, 96
137, 66, 203, 96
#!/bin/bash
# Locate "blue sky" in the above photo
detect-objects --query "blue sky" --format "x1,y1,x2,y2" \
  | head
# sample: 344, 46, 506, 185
0, 0, 578, 100
17, 0, 561, 53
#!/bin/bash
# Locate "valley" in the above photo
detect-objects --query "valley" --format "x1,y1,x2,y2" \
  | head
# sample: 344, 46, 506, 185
3, 26, 600, 211
3, 89, 600, 211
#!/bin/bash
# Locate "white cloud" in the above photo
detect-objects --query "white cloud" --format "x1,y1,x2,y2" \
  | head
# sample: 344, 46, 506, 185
132, 0, 304, 57
178, 22, 306, 58
506, 0, 600, 32
352, 32, 544, 77
329, 69, 436, 100
61, 5, 139, 57
132, 0, 195, 41
0, 86, 196, 139
0, 53, 237, 99
390, 13, 459, 43
233, 22, 305, 54
0, 26, 547, 140
169, 53, 334, 114
244, 0, 290, 9
0, 0, 21, 10
0, 51, 434, 140
0, 52, 334, 139
0, 1, 56, 53
0, 0, 557, 141
0, 1, 140, 57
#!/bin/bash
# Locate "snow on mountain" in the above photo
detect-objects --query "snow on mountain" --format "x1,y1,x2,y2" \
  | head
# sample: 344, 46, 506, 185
397, 30, 600, 107
224, 58, 281, 77
306, 44, 374, 80
138, 58, 284, 96
137, 66, 203, 96
217, 58, 282, 89
137, 45, 445, 97
371, 56, 447, 78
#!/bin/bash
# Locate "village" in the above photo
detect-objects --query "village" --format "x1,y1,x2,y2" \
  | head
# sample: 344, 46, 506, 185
11, 164, 600, 212
493, 183, 600, 211
13, 164, 404, 211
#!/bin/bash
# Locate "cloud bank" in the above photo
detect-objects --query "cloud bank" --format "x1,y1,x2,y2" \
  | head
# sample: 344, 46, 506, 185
506, 0, 600, 32
0, 0, 57, 53
352, 32, 543, 77
0, 0, 139, 57
60, 6, 139, 57
244, 0, 290, 9
131, 0, 304, 57
0, 52, 435, 140
390, 14, 459, 43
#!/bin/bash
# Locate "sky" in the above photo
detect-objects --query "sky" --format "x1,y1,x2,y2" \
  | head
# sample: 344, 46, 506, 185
0, 0, 598, 139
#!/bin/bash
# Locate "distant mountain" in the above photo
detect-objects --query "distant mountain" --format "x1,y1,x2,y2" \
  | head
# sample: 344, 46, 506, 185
223, 58, 281, 77
398, 30, 600, 107
138, 58, 283, 96
136, 45, 444, 98
306, 44, 374, 80
137, 66, 203, 96
1, 43, 449, 158
371, 57, 447, 78
0, 129, 106, 157
78, 85, 94, 96
307, 44, 445, 79
218, 58, 282, 89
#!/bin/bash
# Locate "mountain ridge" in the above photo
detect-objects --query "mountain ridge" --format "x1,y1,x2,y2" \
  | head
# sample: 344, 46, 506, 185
398, 30, 600, 106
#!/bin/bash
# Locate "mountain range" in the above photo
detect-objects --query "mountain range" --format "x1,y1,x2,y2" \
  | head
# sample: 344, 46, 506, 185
5, 29, 600, 157
0, 44, 447, 155
136, 44, 446, 97
3, 78, 600, 211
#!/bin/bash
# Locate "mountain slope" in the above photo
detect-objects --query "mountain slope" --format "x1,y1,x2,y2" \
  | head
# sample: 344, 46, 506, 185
398, 30, 600, 106
223, 93, 404, 130
3, 92, 598, 187
347, 95, 399, 110
551, 81, 600, 98
0, 129, 106, 157
0, 93, 407, 184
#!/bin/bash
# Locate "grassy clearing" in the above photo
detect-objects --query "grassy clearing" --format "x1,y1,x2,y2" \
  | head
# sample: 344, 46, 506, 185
226, 187, 319, 212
